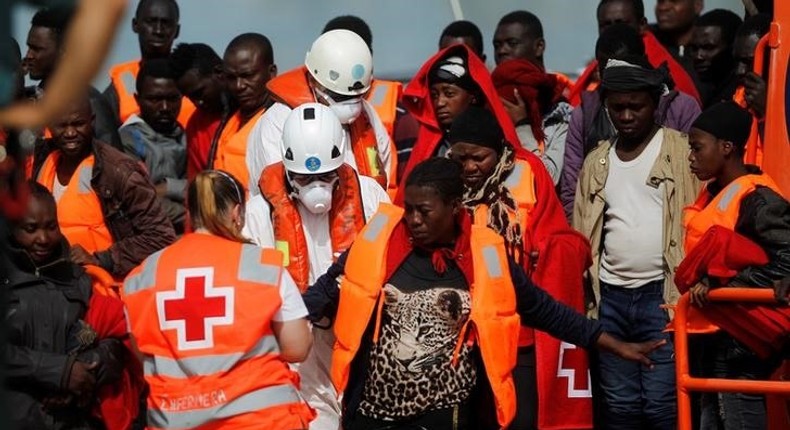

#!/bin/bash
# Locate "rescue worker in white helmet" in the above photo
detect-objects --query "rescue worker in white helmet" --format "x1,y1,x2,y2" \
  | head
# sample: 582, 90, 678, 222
243, 102, 390, 430
246, 29, 398, 199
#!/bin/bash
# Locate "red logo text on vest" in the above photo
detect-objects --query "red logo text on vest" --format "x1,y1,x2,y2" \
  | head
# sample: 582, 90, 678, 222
156, 268, 235, 350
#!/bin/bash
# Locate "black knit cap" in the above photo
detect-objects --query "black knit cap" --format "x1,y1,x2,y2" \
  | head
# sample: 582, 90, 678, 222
446, 106, 505, 151
692, 101, 753, 150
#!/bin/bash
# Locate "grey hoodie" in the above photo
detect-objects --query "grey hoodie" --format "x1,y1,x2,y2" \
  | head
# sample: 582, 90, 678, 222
119, 114, 187, 201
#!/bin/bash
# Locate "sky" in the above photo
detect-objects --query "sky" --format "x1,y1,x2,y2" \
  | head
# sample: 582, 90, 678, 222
11, 0, 746, 87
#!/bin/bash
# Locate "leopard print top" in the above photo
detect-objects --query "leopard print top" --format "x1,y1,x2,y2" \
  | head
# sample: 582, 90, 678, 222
358, 283, 476, 419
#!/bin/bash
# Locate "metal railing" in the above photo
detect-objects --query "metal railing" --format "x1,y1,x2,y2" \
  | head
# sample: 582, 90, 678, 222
673, 288, 790, 430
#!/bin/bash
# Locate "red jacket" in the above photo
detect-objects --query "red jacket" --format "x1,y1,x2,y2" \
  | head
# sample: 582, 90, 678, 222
185, 109, 222, 182
569, 30, 701, 107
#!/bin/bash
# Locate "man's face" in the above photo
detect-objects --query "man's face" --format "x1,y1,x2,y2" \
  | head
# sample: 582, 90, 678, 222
24, 26, 59, 80
598, 1, 643, 34
177, 68, 224, 114
655, 0, 702, 33
223, 46, 275, 115
733, 33, 760, 80
49, 100, 94, 163
689, 26, 728, 79
133, 0, 180, 58
605, 90, 657, 142
493, 22, 543, 66
136, 76, 181, 134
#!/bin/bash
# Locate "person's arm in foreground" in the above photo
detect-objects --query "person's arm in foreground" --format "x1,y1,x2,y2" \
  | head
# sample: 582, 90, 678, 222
0, 0, 127, 129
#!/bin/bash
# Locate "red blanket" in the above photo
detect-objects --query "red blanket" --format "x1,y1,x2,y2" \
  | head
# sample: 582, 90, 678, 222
84, 292, 145, 430
569, 30, 701, 107
532, 230, 594, 429
675, 226, 790, 358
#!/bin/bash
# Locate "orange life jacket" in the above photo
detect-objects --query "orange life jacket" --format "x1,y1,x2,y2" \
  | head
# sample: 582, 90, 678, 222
259, 163, 366, 292
684, 173, 781, 254
213, 108, 266, 193
470, 158, 537, 348
108, 60, 197, 127
36, 153, 113, 254
84, 264, 120, 298
267, 67, 391, 189
332, 203, 520, 428
733, 86, 763, 166
122, 233, 314, 430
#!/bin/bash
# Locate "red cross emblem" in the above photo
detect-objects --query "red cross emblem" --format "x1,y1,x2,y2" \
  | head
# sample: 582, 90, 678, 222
156, 268, 234, 350
557, 342, 593, 398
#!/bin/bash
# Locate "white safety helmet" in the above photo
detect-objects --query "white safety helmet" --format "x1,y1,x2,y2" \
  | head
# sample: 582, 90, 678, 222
304, 29, 373, 97
281, 103, 346, 175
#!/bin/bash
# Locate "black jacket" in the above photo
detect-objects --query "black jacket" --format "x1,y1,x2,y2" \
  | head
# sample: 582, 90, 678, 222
304, 251, 602, 428
3, 239, 123, 429
731, 184, 790, 286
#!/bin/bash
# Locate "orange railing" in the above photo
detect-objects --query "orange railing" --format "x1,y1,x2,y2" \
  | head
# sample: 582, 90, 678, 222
674, 288, 790, 430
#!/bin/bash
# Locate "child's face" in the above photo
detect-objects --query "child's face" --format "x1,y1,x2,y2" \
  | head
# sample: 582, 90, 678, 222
13, 196, 61, 264
688, 127, 728, 182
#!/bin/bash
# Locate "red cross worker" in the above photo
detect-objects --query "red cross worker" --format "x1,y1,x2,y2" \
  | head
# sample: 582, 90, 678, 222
122, 170, 315, 429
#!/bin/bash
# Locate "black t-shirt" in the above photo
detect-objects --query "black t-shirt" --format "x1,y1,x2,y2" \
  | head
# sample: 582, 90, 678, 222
358, 249, 477, 420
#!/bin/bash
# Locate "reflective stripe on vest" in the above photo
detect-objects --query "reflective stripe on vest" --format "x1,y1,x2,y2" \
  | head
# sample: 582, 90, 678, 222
474, 158, 537, 239
683, 174, 781, 253
469, 225, 519, 427
36, 153, 113, 254
124, 249, 165, 295
143, 334, 280, 378
365, 80, 401, 139
238, 243, 281, 285
147, 384, 301, 429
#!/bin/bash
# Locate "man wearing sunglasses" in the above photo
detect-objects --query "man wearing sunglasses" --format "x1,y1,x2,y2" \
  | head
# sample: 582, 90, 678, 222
243, 103, 389, 430
246, 29, 397, 199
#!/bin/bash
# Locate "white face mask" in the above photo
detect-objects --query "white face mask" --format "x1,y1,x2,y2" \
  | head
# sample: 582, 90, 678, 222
294, 180, 335, 214
314, 86, 363, 124
329, 99, 363, 124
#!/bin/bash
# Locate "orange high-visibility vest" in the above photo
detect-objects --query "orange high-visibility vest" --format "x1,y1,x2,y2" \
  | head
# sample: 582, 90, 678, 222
122, 233, 314, 430
684, 173, 781, 253
36, 153, 113, 254
213, 109, 266, 193
332, 203, 520, 428
108, 60, 197, 127
470, 159, 537, 348
267, 67, 393, 190
259, 163, 366, 292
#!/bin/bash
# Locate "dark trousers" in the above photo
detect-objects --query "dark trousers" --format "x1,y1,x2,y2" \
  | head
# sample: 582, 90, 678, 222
344, 403, 469, 430
598, 280, 677, 430
510, 346, 538, 430
698, 332, 782, 430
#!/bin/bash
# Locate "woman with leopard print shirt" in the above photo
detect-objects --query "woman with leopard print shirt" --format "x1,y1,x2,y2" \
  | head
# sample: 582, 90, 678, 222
304, 157, 664, 430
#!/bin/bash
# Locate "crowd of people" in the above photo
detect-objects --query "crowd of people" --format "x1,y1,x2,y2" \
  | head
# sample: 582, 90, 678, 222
1, 0, 789, 429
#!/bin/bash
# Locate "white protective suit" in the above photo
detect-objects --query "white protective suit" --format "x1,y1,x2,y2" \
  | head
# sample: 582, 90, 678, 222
243, 172, 390, 430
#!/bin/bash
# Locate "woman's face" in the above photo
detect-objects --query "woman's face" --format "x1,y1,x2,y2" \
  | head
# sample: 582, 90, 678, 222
403, 185, 458, 247
430, 83, 476, 128
13, 196, 61, 264
448, 142, 499, 190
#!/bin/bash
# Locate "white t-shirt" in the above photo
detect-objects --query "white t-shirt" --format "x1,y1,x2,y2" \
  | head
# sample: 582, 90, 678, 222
243, 175, 390, 285
274, 270, 309, 322
599, 129, 665, 288
53, 176, 68, 201
245, 100, 393, 197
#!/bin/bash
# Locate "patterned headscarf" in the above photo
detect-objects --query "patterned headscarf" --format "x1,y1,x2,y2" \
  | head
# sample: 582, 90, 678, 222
461, 145, 524, 265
